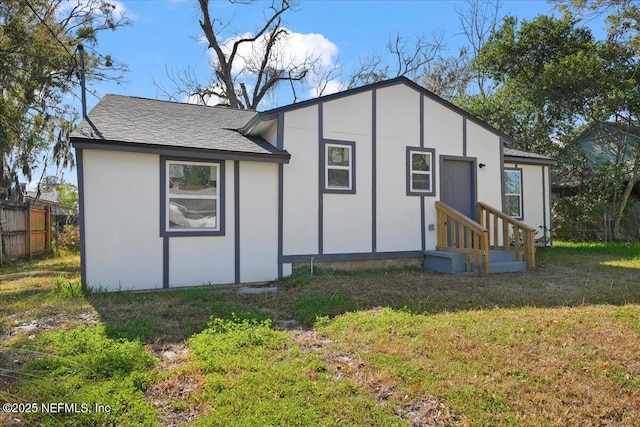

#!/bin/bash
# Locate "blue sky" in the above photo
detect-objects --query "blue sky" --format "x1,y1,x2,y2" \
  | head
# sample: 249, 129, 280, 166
39, 0, 581, 187
85, 0, 561, 110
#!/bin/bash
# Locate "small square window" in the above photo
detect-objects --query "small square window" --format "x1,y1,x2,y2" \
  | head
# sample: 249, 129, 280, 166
324, 141, 355, 193
407, 147, 435, 196
161, 158, 225, 236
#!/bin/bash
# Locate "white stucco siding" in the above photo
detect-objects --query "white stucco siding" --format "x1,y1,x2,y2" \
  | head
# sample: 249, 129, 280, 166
83, 149, 163, 291
282, 106, 319, 256
375, 85, 422, 252
169, 236, 235, 286
506, 162, 550, 240
323, 92, 373, 254
239, 162, 279, 282
169, 161, 235, 287
423, 97, 464, 158
466, 121, 503, 209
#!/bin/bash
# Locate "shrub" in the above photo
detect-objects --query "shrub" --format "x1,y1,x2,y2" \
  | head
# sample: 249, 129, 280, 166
56, 225, 80, 252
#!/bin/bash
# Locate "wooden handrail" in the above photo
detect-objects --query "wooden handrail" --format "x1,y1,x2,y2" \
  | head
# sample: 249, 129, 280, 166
435, 201, 489, 274
477, 202, 536, 270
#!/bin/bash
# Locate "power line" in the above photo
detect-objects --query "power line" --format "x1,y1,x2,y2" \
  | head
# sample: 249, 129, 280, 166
23, 0, 78, 68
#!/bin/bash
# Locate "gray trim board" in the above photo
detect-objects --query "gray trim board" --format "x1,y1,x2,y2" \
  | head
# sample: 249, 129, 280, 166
281, 250, 425, 263
72, 140, 290, 164
276, 113, 285, 150
160, 156, 226, 237
406, 147, 436, 196
462, 118, 467, 157
372, 89, 377, 253
419, 95, 426, 251
163, 237, 169, 288
322, 139, 357, 194
421, 198, 426, 251
542, 165, 547, 238
420, 95, 424, 148
277, 163, 284, 279
500, 138, 506, 213
318, 103, 324, 255
547, 165, 553, 246
277, 113, 285, 279
503, 155, 555, 166
234, 161, 240, 283
76, 148, 87, 289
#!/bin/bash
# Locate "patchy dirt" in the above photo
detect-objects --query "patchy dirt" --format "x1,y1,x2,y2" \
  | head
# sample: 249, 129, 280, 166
145, 343, 206, 427
290, 329, 461, 427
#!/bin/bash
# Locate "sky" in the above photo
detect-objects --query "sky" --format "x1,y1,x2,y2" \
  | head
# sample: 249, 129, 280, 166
35, 0, 589, 188
86, 0, 558, 110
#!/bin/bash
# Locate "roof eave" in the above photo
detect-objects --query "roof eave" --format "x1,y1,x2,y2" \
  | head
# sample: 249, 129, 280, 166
71, 137, 291, 164
503, 155, 556, 166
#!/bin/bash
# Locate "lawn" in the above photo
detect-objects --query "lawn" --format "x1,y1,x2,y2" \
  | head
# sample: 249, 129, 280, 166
1, 242, 639, 426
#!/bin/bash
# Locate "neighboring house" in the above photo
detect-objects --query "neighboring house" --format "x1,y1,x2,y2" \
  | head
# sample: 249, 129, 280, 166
71, 77, 553, 292
552, 121, 640, 240
552, 121, 640, 199
25, 190, 76, 217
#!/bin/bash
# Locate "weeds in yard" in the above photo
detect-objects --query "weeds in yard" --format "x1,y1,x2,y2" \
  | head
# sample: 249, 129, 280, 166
52, 276, 85, 299
186, 315, 402, 427
318, 306, 640, 426
2, 244, 640, 425
5, 325, 158, 426
292, 291, 354, 327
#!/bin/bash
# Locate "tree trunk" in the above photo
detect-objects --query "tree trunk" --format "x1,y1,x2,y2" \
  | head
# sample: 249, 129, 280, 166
613, 173, 639, 240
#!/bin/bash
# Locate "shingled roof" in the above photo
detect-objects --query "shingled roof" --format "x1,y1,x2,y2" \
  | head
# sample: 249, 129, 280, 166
70, 94, 289, 160
503, 145, 555, 165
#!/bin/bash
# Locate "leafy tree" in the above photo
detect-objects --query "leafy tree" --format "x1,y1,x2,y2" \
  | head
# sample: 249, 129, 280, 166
553, 0, 640, 50
465, 11, 639, 239
57, 182, 78, 210
0, 0, 129, 201
39, 175, 62, 192
461, 15, 606, 153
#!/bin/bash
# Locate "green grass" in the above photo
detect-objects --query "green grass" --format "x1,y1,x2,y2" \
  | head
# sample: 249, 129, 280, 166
1, 243, 640, 425
6, 326, 158, 426
188, 316, 401, 426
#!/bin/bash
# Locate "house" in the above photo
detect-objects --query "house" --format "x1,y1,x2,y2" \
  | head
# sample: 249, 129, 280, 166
553, 121, 640, 199
25, 190, 77, 217
71, 77, 553, 292
552, 121, 640, 240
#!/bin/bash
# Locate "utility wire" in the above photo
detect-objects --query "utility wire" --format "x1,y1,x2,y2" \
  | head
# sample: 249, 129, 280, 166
23, 0, 78, 68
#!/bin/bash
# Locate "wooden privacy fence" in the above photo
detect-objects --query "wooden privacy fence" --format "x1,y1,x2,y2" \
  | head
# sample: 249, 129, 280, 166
0, 203, 52, 264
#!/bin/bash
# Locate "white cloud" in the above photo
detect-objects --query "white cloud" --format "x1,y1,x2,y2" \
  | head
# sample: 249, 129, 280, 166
218, 29, 338, 76
196, 28, 342, 106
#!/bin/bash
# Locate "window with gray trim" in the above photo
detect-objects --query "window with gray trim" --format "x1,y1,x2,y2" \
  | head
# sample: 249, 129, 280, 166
407, 147, 435, 196
164, 159, 223, 234
324, 141, 355, 193
504, 168, 523, 218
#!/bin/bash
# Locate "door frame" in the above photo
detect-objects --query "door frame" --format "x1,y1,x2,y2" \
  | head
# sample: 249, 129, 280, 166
439, 155, 478, 221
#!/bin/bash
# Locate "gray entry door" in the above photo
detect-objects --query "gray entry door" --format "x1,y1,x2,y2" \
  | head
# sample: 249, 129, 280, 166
441, 159, 475, 220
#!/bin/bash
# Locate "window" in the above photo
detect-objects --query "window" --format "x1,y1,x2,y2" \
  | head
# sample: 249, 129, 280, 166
164, 160, 222, 234
324, 141, 355, 193
504, 168, 523, 218
406, 147, 435, 196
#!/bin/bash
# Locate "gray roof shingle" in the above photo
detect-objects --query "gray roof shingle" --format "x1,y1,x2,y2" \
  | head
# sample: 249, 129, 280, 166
70, 94, 289, 158
503, 145, 555, 163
